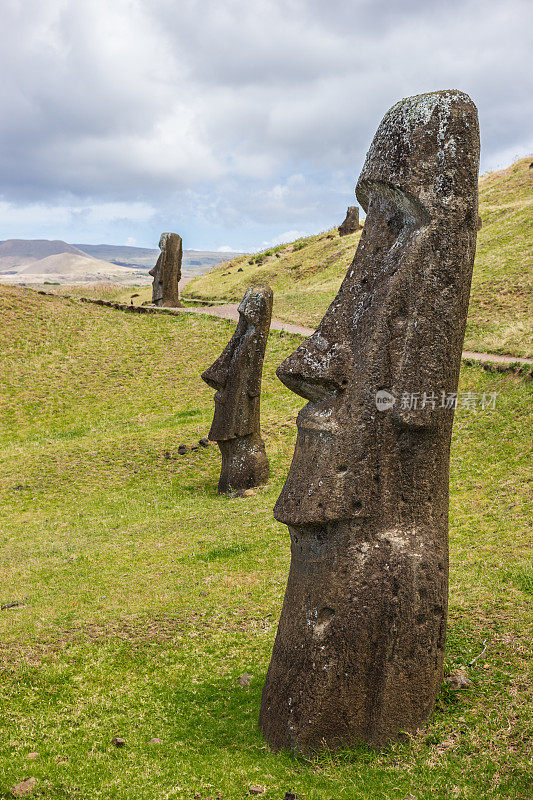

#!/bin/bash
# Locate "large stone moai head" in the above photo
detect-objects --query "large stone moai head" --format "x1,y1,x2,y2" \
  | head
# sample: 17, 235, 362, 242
202, 285, 273, 493
148, 232, 182, 307
259, 90, 480, 752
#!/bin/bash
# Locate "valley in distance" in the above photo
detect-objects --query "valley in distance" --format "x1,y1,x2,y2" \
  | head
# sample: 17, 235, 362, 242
0, 238, 244, 288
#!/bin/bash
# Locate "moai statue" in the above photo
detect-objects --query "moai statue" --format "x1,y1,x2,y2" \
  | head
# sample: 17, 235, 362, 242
338, 205, 360, 236
259, 90, 480, 752
149, 233, 182, 307
202, 286, 273, 493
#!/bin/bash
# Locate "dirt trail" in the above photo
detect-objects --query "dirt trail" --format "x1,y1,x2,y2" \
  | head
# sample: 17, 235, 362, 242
32, 290, 532, 368
184, 303, 533, 366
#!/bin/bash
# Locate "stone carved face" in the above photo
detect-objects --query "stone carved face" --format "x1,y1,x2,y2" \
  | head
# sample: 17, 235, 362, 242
149, 232, 182, 305
274, 90, 480, 527
202, 285, 273, 441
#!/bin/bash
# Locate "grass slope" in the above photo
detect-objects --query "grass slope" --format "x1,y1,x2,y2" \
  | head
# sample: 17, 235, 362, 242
0, 285, 531, 799
184, 157, 533, 358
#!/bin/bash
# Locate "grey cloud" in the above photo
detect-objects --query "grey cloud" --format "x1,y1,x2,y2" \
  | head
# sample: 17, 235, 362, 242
0, 0, 531, 247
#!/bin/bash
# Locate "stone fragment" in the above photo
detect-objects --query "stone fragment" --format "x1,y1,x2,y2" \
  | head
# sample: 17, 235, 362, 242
283, 794, 297, 800
149, 233, 183, 307
232, 488, 257, 498
27, 753, 38, 760
249, 787, 265, 796
259, 90, 480, 752
338, 205, 360, 235
11, 778, 37, 797
446, 672, 473, 689
238, 673, 253, 686
111, 737, 125, 747
148, 737, 162, 744
177, 445, 188, 455
201, 286, 273, 493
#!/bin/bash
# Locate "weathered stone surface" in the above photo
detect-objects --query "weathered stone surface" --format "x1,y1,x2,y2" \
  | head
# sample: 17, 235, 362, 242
149, 233, 182, 307
338, 205, 360, 235
202, 286, 273, 493
259, 90, 480, 752
446, 672, 473, 689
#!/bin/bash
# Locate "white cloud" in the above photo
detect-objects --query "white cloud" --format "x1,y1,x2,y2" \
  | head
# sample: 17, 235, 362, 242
261, 230, 308, 249
0, 0, 530, 248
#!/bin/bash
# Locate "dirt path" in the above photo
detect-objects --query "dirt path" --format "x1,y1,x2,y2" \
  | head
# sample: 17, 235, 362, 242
38, 290, 531, 368
184, 303, 312, 337
184, 303, 533, 367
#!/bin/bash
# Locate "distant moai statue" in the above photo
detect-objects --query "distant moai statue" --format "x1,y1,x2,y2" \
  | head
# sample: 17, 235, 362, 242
259, 90, 480, 752
202, 286, 273, 493
149, 233, 182, 307
338, 205, 360, 235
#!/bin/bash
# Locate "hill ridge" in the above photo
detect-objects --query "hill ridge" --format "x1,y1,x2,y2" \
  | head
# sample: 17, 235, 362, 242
184, 156, 533, 359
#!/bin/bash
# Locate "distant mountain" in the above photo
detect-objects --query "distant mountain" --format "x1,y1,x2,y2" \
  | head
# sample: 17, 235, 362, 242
74, 243, 244, 271
0, 239, 91, 269
0, 238, 244, 285
0, 239, 143, 284
16, 253, 136, 277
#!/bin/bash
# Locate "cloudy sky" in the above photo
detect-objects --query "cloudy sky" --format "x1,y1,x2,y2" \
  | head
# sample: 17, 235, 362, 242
1, 0, 531, 252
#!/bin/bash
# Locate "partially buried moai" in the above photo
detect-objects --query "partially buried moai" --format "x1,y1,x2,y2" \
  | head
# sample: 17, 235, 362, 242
259, 90, 480, 752
202, 286, 273, 493
338, 205, 360, 236
149, 232, 182, 307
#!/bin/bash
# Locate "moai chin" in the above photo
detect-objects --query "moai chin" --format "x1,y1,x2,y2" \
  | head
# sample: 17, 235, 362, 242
149, 232, 183, 307
202, 285, 273, 493
259, 90, 480, 752
338, 205, 360, 236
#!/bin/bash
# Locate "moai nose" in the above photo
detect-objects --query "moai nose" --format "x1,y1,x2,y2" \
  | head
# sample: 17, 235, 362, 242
276, 333, 354, 403
201, 354, 229, 391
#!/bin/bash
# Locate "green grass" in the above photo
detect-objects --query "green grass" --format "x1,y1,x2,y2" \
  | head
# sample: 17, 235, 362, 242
0, 285, 532, 799
184, 157, 533, 358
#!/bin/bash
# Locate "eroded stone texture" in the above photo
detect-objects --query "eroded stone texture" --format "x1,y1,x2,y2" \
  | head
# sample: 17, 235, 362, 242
338, 205, 360, 235
202, 286, 273, 493
259, 90, 480, 752
149, 233, 182, 307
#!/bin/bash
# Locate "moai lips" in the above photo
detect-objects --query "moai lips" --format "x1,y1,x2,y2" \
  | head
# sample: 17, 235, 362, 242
259, 90, 480, 752
202, 285, 273, 493
149, 233, 182, 307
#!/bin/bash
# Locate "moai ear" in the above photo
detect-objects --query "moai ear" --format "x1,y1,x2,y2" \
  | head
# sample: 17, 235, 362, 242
391, 243, 472, 428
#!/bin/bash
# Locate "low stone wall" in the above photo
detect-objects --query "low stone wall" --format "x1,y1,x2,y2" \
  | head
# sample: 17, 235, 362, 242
78, 297, 182, 315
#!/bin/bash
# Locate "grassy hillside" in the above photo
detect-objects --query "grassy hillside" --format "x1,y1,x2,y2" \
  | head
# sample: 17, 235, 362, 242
184, 157, 533, 358
0, 284, 531, 799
